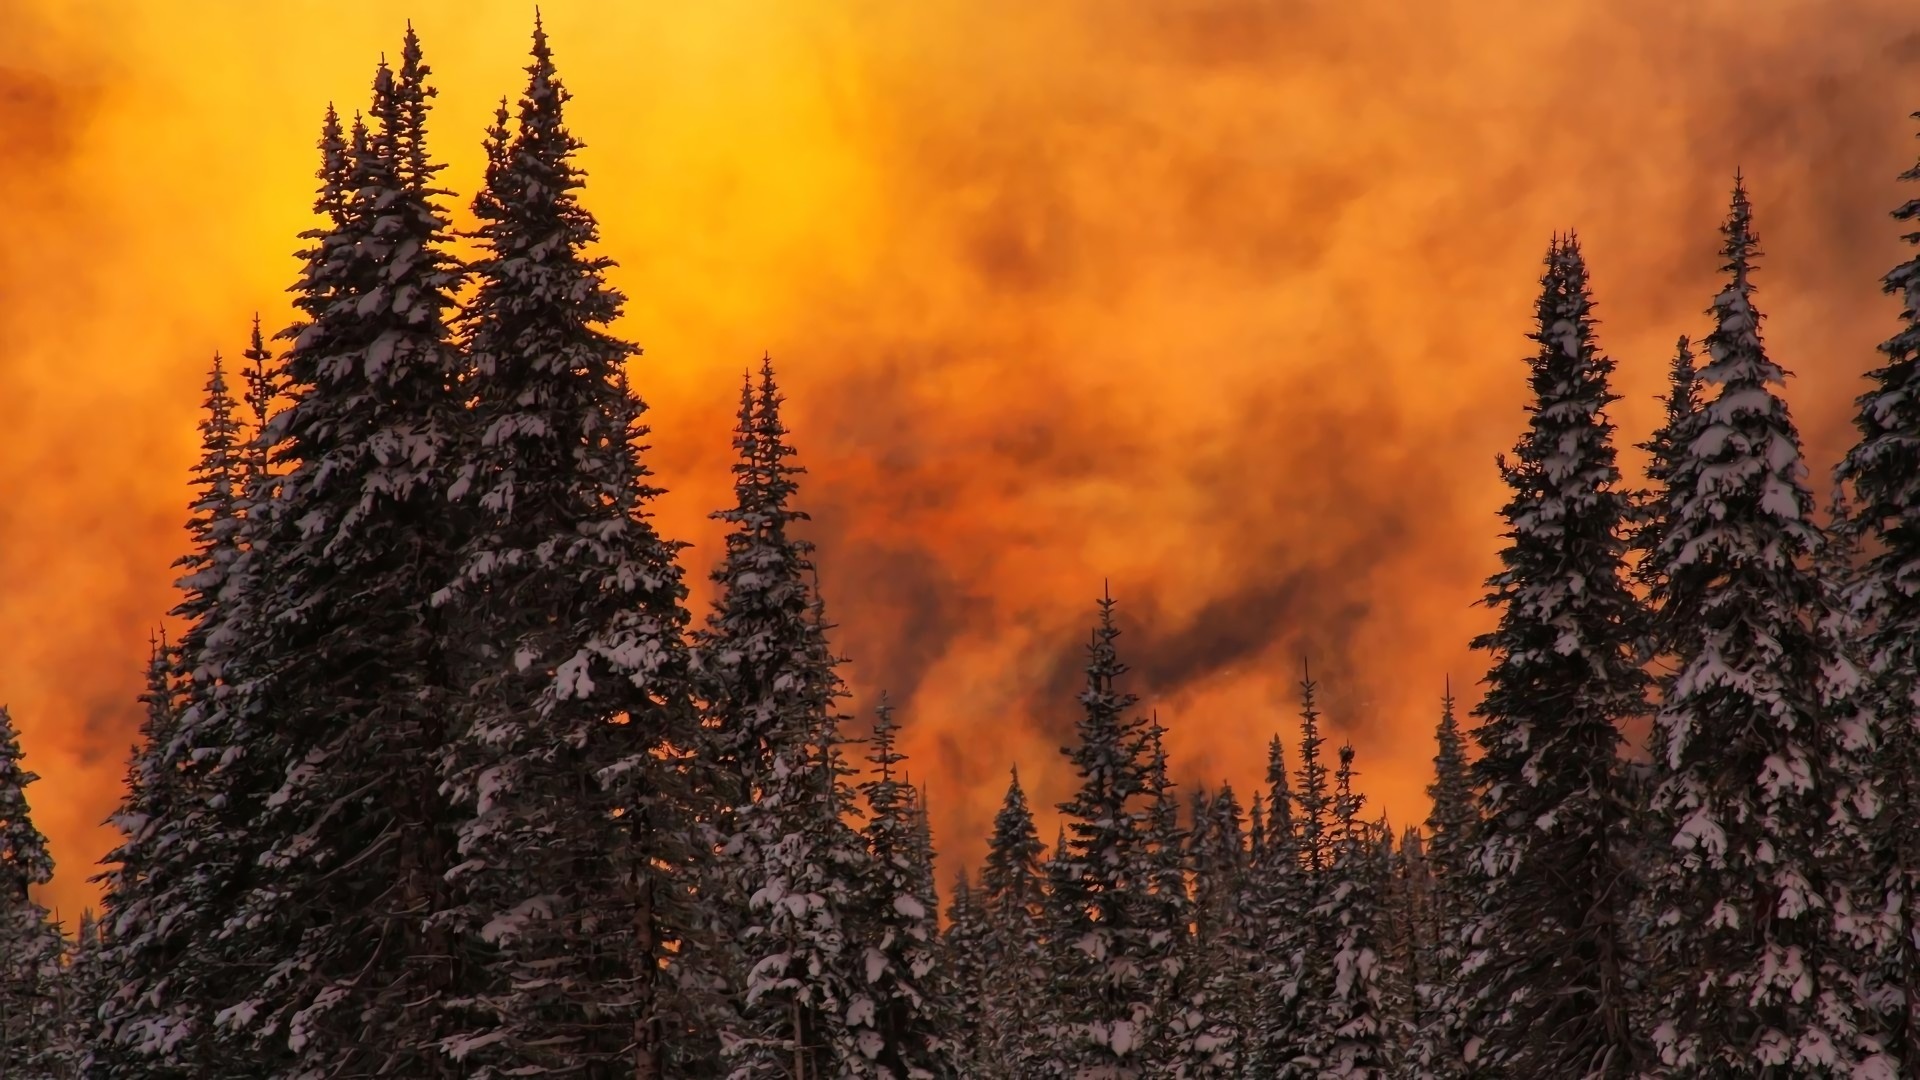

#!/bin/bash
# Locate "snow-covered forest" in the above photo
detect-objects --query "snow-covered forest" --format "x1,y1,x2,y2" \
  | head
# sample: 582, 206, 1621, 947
6, 18, 1920, 1080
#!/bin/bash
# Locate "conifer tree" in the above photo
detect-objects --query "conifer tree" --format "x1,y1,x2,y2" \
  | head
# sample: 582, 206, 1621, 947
435, 20, 705, 1077
1413, 682, 1474, 1080
1247, 728, 1312, 1078
91, 350, 248, 1077
708, 361, 869, 1080
1047, 589, 1155, 1078
1464, 234, 1649, 1079
1394, 824, 1440, 1078
1644, 178, 1870, 1076
848, 697, 957, 1079
216, 31, 474, 1075
1314, 745, 1391, 1079
0, 706, 64, 1077
1832, 106, 1920, 1070
240, 316, 278, 494
980, 767, 1047, 1078
1636, 338, 1701, 587
1137, 717, 1191, 1075
941, 872, 991, 1074
1295, 662, 1334, 880
88, 639, 202, 1079
1172, 784, 1251, 1079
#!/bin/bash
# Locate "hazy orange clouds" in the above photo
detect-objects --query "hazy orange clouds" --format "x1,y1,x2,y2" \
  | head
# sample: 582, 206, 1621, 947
3, 0, 1918, 918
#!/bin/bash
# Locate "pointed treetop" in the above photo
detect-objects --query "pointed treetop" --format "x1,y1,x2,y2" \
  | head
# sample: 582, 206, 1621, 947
1722, 171, 1760, 287
0, 707, 54, 902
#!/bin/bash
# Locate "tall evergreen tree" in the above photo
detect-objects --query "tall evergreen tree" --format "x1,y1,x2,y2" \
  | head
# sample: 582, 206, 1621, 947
1832, 106, 1920, 1071
979, 767, 1047, 1078
1414, 681, 1474, 1080
91, 350, 248, 1077
710, 361, 869, 1080
1463, 234, 1649, 1078
1295, 662, 1334, 880
848, 697, 957, 1079
941, 872, 991, 1074
1047, 589, 1155, 1079
1395, 824, 1441, 1079
436, 20, 704, 1077
0, 706, 64, 1078
216, 31, 474, 1075
1247, 728, 1311, 1078
1314, 745, 1391, 1079
1137, 716, 1191, 1076
1171, 784, 1251, 1079
1644, 178, 1870, 1076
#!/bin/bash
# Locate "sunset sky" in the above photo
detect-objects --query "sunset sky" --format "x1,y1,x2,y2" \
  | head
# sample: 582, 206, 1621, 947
4, 0, 1918, 919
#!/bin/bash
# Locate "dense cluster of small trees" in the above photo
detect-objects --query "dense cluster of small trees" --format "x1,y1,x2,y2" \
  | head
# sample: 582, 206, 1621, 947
5, 18, 1920, 1080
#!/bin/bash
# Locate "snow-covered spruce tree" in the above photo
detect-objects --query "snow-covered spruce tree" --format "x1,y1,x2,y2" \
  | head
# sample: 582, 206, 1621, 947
1412, 682, 1474, 1080
1137, 717, 1191, 1076
90, 346, 254, 1079
1463, 234, 1648, 1078
1831, 107, 1920, 1070
62, 909, 111, 1075
435, 20, 705, 1077
979, 766, 1048, 1078
1635, 337, 1701, 601
906, 784, 939, 918
136, 141, 327, 1080
0, 705, 65, 1078
1246, 731, 1313, 1078
1395, 824, 1439, 1076
1170, 783, 1251, 1079
1295, 663, 1334, 881
1311, 745, 1390, 1079
240, 315, 279, 495
214, 33, 474, 1076
941, 871, 991, 1073
847, 697, 957, 1079
1047, 589, 1155, 1078
1644, 177, 1873, 1077
711, 360, 870, 1080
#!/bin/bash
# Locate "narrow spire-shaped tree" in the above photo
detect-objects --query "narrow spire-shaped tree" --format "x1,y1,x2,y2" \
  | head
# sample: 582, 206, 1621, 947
980, 767, 1047, 1078
1171, 783, 1251, 1079
1248, 725, 1312, 1078
1464, 234, 1649, 1078
1832, 108, 1920, 1071
1137, 715, 1190, 1075
1414, 680, 1474, 1080
1314, 744, 1391, 1079
1636, 336, 1705, 681
1295, 660, 1334, 879
848, 697, 957, 1079
240, 315, 279, 496
137, 119, 341, 1080
91, 344, 251, 1076
712, 359, 868, 1080
0, 706, 64, 1076
1645, 178, 1869, 1076
942, 871, 991, 1074
438, 20, 704, 1077
1047, 589, 1155, 1079
216, 32, 473, 1076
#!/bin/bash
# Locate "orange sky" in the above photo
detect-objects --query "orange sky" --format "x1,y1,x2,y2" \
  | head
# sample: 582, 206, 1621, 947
3, 0, 1918, 919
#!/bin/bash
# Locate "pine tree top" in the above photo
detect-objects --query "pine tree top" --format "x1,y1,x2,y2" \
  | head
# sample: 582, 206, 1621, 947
0, 707, 54, 903
1662, 176, 1819, 590
1423, 679, 1473, 851
1294, 658, 1331, 876
1836, 111, 1920, 608
984, 764, 1045, 915
172, 351, 245, 632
